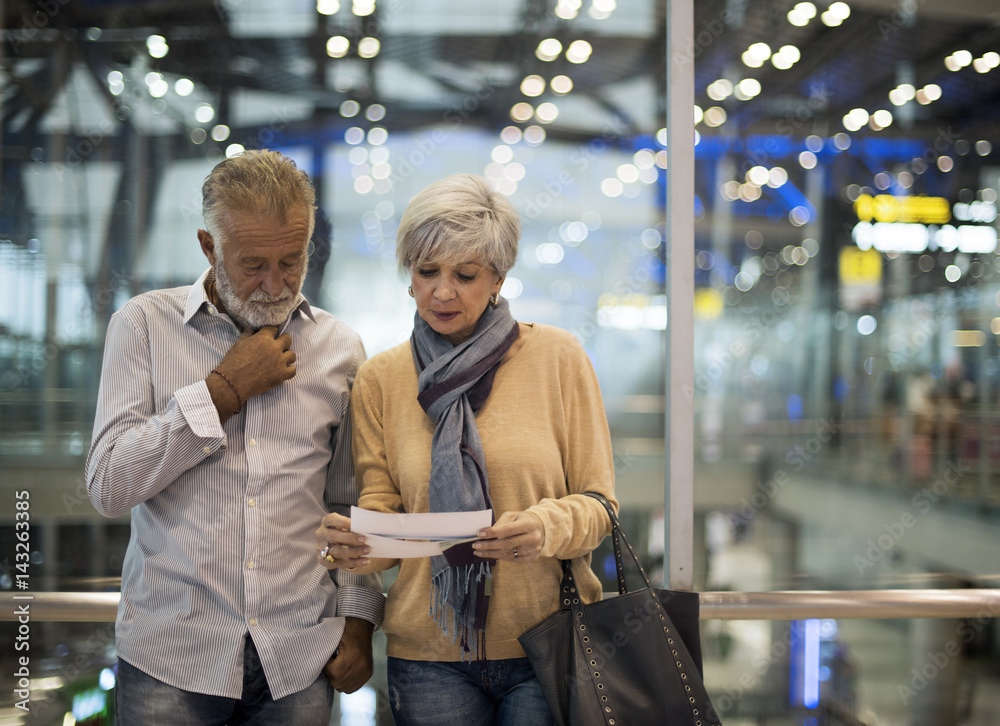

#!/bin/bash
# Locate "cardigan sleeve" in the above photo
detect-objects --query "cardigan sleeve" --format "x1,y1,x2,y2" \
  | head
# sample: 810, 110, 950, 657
526, 330, 618, 560
350, 359, 403, 573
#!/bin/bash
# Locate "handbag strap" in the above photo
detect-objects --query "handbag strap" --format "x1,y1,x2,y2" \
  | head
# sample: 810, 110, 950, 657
583, 491, 656, 595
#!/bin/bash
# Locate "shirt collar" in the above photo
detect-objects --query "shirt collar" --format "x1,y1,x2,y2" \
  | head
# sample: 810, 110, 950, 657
184, 268, 316, 329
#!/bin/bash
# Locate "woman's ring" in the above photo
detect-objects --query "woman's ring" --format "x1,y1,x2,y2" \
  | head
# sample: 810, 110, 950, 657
513, 546, 518, 558
321, 545, 336, 563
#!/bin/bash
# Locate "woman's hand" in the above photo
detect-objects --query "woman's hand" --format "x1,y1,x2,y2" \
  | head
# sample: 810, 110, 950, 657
315, 512, 370, 570
473, 510, 545, 562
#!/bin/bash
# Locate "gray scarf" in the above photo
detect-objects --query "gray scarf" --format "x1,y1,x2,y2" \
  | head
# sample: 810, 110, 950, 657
411, 297, 519, 657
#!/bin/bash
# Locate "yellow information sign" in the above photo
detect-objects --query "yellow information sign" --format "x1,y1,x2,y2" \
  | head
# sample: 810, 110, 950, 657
839, 247, 882, 286
853, 194, 951, 224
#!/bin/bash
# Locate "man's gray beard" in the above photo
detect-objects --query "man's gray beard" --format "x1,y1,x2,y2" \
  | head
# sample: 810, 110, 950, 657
213, 259, 304, 330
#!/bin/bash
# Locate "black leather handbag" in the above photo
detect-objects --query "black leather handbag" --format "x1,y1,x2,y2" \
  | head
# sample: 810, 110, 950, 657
518, 492, 722, 725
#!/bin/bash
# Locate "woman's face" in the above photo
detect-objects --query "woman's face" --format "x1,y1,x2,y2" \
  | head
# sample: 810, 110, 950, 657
410, 257, 504, 345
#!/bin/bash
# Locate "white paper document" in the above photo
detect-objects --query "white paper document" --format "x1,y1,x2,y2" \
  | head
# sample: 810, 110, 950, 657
350, 506, 492, 558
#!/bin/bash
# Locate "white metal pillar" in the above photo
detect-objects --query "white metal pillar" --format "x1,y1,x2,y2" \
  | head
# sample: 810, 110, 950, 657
664, 0, 695, 591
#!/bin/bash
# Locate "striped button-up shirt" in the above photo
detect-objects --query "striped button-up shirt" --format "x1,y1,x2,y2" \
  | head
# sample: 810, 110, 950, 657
86, 269, 384, 700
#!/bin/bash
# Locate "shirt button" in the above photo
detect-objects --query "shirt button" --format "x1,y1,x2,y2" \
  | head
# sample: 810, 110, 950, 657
247, 561, 255, 570
249, 618, 257, 626
249, 439, 257, 447
248, 498, 256, 507
202, 446, 212, 454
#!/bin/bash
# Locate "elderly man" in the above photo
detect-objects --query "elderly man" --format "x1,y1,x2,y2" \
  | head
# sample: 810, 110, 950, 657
86, 149, 381, 725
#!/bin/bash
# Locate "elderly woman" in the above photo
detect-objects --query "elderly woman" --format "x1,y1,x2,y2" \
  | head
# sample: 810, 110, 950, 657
316, 173, 617, 726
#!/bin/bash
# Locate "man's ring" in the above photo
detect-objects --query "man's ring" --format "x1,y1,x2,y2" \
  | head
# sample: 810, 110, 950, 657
321, 544, 336, 563
513, 546, 518, 558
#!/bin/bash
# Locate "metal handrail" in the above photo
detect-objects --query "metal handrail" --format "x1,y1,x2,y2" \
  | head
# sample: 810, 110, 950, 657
4, 589, 999, 622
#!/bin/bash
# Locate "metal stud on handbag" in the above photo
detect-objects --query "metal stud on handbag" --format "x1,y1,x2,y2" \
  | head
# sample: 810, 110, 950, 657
518, 492, 722, 725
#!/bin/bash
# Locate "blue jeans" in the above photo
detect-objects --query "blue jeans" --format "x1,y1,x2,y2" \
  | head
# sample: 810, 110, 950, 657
386, 656, 555, 726
115, 637, 334, 725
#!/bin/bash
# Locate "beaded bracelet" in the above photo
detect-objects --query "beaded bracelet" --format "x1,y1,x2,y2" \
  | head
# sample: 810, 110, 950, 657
211, 368, 243, 413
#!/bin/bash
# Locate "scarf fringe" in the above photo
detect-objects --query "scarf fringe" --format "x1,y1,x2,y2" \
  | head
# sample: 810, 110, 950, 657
430, 562, 491, 660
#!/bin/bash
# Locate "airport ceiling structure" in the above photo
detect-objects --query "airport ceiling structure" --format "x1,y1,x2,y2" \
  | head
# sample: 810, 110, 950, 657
2, 0, 998, 151
1, 0, 998, 292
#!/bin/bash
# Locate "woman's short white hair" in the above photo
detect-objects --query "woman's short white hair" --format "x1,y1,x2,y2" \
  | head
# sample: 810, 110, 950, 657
396, 174, 520, 275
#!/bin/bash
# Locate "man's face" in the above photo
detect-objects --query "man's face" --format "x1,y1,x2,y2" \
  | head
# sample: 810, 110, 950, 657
198, 210, 310, 330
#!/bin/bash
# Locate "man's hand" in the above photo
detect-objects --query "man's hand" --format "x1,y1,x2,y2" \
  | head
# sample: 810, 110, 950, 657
207, 326, 295, 419
323, 617, 374, 693
218, 326, 296, 398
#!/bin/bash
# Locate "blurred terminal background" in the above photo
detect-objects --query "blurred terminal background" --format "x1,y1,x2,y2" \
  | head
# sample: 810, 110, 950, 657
1, 0, 999, 724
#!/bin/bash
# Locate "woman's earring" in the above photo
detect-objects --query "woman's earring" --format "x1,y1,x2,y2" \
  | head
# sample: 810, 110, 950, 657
489, 294, 499, 306
408, 285, 414, 298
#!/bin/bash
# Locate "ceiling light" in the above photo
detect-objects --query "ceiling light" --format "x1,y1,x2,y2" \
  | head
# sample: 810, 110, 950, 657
952, 50, 973, 67
146, 34, 168, 58
772, 45, 800, 69
500, 126, 523, 144
555, 1, 580, 20
195, 104, 215, 124
550, 75, 573, 94
491, 145, 514, 164
828, 2, 851, 20
795, 2, 817, 17
536, 38, 563, 62
703, 106, 727, 127
633, 149, 656, 169
788, 1, 816, 25
348, 146, 367, 164
616, 164, 639, 183
357, 37, 380, 58
535, 102, 559, 123
505, 162, 526, 182
566, 40, 593, 64
601, 178, 624, 197
352, 0, 375, 16
520, 75, 546, 97
748, 42, 771, 62
327, 36, 349, 57
768, 167, 788, 188
735, 78, 761, 99
707, 79, 733, 100
872, 109, 893, 127
747, 166, 769, 186
523, 125, 547, 145
510, 102, 534, 122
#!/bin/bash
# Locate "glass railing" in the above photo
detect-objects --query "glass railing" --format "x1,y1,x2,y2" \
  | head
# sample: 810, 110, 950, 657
4, 588, 998, 724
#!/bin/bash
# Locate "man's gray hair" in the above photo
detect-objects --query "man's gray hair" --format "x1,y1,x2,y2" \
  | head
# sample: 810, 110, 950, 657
396, 174, 520, 275
202, 149, 317, 245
